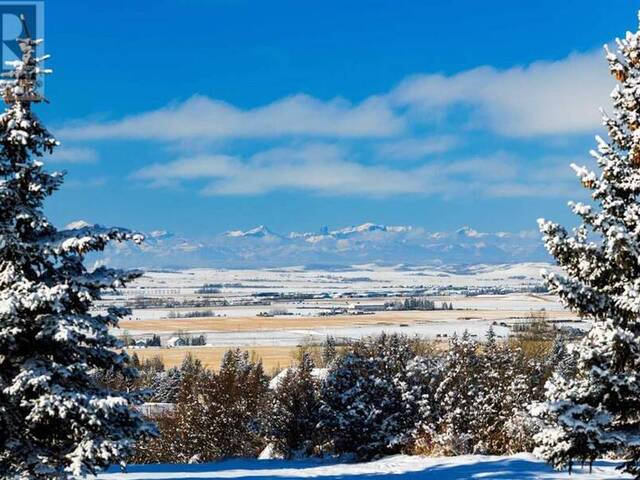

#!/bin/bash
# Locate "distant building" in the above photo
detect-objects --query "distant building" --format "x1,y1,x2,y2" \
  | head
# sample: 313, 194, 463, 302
166, 336, 187, 348
347, 302, 387, 313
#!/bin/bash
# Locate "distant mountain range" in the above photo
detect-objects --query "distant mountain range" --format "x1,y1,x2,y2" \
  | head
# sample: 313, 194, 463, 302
86, 222, 550, 269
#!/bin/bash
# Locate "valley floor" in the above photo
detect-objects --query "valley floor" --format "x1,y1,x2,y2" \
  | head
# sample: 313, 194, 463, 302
97, 454, 628, 480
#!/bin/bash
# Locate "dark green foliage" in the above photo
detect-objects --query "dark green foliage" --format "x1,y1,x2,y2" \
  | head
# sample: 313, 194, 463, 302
268, 353, 321, 458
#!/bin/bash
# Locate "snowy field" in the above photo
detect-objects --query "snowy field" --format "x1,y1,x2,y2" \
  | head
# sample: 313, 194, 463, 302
120, 316, 584, 348
106, 263, 580, 348
96, 454, 628, 480
116, 263, 560, 299
123, 293, 568, 322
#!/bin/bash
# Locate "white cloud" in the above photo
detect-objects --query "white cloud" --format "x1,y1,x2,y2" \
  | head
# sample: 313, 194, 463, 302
132, 144, 581, 199
58, 50, 611, 144
133, 154, 239, 188
49, 146, 99, 164
391, 50, 611, 137
64, 176, 108, 188
58, 94, 404, 141
60, 49, 612, 200
133, 144, 425, 196
376, 136, 458, 160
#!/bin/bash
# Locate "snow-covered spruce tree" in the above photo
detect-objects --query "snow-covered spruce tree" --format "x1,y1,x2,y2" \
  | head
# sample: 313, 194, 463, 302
472, 327, 510, 454
397, 353, 442, 454
545, 334, 577, 381
212, 348, 270, 458
152, 366, 182, 403
319, 334, 417, 459
533, 14, 640, 476
321, 335, 337, 367
268, 353, 321, 458
134, 354, 210, 464
0, 31, 154, 478
432, 331, 481, 455
476, 330, 547, 454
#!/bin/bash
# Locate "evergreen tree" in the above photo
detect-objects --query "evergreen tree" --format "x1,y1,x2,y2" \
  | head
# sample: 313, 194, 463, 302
133, 356, 165, 395
0, 24, 154, 478
534, 13, 640, 476
268, 353, 321, 458
472, 327, 507, 453
476, 329, 545, 454
397, 354, 441, 453
433, 331, 481, 454
153, 367, 182, 403
208, 349, 269, 459
136, 351, 270, 464
504, 362, 545, 454
319, 334, 416, 459
545, 334, 577, 380
135, 355, 211, 464
321, 335, 337, 367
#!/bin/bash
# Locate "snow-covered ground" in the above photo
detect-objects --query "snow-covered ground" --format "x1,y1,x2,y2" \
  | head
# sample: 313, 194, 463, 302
96, 454, 628, 480
116, 263, 560, 299
109, 263, 581, 347
116, 295, 579, 348
124, 293, 568, 322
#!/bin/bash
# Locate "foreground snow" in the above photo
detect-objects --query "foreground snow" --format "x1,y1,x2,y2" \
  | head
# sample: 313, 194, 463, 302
97, 453, 629, 479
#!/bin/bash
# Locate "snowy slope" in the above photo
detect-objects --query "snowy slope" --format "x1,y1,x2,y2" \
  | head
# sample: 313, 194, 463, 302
97, 454, 627, 479
94, 223, 548, 269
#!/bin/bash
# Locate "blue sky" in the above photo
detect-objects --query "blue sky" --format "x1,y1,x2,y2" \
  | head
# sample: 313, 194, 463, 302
35, 0, 637, 236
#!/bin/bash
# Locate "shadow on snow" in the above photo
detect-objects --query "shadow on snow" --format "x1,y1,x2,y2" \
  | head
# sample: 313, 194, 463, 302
100, 456, 625, 480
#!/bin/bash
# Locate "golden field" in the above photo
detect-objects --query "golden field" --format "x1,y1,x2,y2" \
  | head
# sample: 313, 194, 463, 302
119, 308, 576, 333
126, 345, 298, 372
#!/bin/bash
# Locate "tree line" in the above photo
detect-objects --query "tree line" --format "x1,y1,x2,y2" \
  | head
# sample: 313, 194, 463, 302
96, 331, 578, 463
385, 298, 454, 311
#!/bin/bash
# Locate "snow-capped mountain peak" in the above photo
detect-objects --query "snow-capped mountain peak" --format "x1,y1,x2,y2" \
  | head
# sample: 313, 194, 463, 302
98, 222, 548, 269
330, 223, 412, 238
65, 220, 94, 230
456, 226, 484, 238
149, 230, 174, 240
332, 223, 386, 236
287, 223, 412, 243
225, 225, 278, 238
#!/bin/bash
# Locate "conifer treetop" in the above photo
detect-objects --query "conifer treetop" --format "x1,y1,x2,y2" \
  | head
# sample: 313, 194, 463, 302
0, 16, 50, 106
538, 11, 640, 323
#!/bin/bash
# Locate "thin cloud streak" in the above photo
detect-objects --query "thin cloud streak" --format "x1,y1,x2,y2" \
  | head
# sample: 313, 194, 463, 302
49, 146, 99, 164
376, 136, 459, 160
131, 144, 582, 199
58, 94, 404, 141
